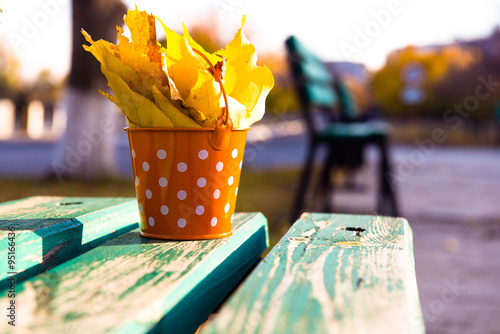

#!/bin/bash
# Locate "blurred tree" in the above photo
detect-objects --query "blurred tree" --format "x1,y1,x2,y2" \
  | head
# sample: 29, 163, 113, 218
434, 30, 500, 123
0, 46, 32, 134
33, 69, 61, 130
259, 52, 299, 114
371, 44, 478, 119
187, 18, 224, 53
342, 74, 370, 111
69, 0, 126, 90
0, 49, 11, 98
0, 48, 21, 98
54, 0, 127, 180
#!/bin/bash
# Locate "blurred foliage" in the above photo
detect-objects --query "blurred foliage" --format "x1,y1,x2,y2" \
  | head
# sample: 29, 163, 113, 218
342, 73, 370, 111
264, 83, 299, 114
372, 45, 477, 117
181, 21, 300, 115
186, 18, 224, 53
259, 53, 300, 114
32, 69, 63, 104
0, 48, 21, 98
0, 45, 62, 106
371, 29, 500, 122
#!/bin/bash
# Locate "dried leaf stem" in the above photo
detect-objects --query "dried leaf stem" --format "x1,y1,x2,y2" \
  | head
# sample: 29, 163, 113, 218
192, 48, 229, 126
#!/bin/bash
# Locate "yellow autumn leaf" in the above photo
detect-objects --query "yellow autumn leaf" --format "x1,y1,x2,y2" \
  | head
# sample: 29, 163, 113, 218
102, 69, 174, 128
85, 35, 156, 101
158, 18, 225, 124
218, 16, 274, 128
181, 23, 222, 70
124, 7, 162, 64
83, 9, 184, 128
83, 8, 274, 129
116, 25, 168, 89
151, 85, 200, 127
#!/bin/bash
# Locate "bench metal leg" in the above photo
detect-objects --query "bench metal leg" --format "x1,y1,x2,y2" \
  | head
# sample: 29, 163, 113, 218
319, 145, 335, 212
291, 141, 318, 222
378, 138, 399, 217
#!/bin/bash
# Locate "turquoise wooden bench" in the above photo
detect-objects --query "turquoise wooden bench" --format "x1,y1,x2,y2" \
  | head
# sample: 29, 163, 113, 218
285, 36, 399, 221
0, 196, 139, 289
0, 197, 423, 333
201, 213, 424, 333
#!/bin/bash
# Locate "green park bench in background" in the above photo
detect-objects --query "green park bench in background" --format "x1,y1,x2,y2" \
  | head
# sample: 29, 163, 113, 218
285, 36, 399, 221
0, 197, 423, 333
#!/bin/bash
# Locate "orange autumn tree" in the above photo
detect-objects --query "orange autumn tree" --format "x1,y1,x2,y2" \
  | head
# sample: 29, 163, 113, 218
371, 45, 478, 118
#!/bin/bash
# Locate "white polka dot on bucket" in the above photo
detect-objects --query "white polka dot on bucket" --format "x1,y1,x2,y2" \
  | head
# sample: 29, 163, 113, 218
239, 160, 242, 170
195, 205, 204, 215
178, 218, 187, 228
231, 214, 234, 224
235, 187, 238, 196
159, 177, 168, 187
232, 148, 238, 158
148, 217, 154, 226
157, 149, 167, 160
131, 149, 136, 158
138, 203, 143, 213
216, 162, 223, 171
161, 205, 169, 215
228, 176, 234, 186
145, 189, 152, 199
143, 162, 150, 171
213, 189, 220, 199
177, 190, 187, 200
224, 203, 230, 213
135, 176, 139, 186
177, 162, 187, 172
198, 150, 208, 160
211, 217, 217, 226
197, 178, 206, 187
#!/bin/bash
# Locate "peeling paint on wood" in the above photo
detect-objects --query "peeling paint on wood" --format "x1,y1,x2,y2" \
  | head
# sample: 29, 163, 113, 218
0, 212, 268, 334
0, 196, 139, 288
201, 213, 425, 334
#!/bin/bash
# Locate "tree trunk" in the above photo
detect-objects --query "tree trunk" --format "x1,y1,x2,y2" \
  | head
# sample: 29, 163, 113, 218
54, 0, 126, 180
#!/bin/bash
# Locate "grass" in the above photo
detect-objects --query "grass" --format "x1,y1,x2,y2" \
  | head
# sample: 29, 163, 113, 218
235, 168, 300, 248
0, 168, 301, 249
0, 178, 136, 204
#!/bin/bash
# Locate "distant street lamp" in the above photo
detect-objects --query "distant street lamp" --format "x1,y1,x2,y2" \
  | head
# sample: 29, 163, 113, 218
400, 62, 426, 106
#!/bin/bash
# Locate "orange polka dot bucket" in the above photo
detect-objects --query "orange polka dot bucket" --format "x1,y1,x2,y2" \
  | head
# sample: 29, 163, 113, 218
126, 122, 248, 240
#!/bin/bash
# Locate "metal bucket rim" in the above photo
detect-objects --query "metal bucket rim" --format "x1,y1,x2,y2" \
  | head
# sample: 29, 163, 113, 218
124, 127, 250, 133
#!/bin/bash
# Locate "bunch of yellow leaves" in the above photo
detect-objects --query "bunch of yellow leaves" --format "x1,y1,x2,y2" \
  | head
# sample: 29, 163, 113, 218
83, 8, 274, 129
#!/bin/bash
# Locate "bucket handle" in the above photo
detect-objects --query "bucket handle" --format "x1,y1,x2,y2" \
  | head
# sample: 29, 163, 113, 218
193, 49, 232, 151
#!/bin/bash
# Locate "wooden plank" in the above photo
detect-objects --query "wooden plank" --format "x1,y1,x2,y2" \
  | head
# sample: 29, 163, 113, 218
286, 36, 338, 109
0, 196, 139, 288
286, 36, 333, 84
201, 213, 425, 334
303, 83, 338, 109
1, 212, 268, 333
321, 121, 391, 140
336, 81, 361, 119
298, 60, 333, 84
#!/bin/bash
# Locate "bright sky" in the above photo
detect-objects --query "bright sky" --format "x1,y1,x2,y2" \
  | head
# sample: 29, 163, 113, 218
1, 0, 500, 82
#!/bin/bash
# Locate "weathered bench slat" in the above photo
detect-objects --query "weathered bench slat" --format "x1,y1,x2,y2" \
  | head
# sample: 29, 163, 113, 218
1, 212, 268, 333
201, 213, 424, 334
0, 196, 139, 288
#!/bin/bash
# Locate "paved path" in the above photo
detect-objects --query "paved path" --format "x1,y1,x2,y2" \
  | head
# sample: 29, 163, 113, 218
242, 130, 500, 222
